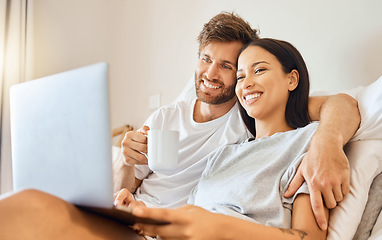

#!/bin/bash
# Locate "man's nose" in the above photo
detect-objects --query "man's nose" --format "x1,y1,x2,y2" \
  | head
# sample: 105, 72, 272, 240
205, 63, 219, 80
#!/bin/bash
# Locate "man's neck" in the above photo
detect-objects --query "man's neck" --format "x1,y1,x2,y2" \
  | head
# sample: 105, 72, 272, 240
193, 98, 237, 123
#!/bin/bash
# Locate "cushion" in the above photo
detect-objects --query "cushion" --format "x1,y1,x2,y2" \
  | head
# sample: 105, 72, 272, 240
175, 75, 196, 103
311, 75, 382, 141
342, 75, 382, 141
353, 172, 382, 239
369, 208, 382, 240
327, 140, 382, 240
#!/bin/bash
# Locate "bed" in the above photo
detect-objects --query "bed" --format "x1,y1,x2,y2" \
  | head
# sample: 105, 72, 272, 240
112, 75, 382, 240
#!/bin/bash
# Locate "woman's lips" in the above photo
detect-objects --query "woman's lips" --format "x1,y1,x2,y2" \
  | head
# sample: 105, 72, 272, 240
243, 92, 262, 104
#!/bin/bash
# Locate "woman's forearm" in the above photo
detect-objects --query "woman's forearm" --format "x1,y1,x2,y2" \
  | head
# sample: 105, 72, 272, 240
215, 214, 323, 240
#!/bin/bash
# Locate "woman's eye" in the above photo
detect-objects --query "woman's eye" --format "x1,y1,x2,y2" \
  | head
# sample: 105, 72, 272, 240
255, 68, 265, 74
237, 76, 244, 82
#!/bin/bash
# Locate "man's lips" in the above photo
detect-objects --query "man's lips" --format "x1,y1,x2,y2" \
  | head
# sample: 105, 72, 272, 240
201, 79, 221, 90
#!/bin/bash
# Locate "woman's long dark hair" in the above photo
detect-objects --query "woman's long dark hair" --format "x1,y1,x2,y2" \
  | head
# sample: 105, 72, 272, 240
239, 38, 311, 137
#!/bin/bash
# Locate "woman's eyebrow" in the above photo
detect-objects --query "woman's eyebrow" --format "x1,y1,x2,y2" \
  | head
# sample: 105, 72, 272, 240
237, 61, 270, 73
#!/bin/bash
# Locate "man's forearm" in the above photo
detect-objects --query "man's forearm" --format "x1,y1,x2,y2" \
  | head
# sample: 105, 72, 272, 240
112, 151, 138, 193
309, 93, 360, 145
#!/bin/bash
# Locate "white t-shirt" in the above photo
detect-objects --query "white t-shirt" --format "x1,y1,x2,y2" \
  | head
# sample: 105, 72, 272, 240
134, 98, 252, 208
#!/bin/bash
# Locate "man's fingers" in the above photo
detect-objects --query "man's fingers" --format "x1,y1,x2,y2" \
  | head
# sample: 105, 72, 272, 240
113, 189, 128, 206
122, 147, 148, 165
113, 188, 134, 206
316, 178, 340, 209
333, 185, 344, 203
124, 139, 148, 154
138, 125, 150, 136
342, 181, 350, 196
284, 170, 305, 197
120, 130, 148, 165
122, 132, 148, 153
321, 188, 337, 209
309, 187, 328, 231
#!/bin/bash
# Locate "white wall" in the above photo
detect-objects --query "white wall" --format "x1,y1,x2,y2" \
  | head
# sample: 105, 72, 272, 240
32, 0, 382, 130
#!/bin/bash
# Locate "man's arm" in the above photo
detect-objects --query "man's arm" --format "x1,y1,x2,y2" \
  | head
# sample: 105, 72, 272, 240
112, 151, 142, 193
285, 93, 360, 230
308, 93, 359, 142
112, 126, 149, 193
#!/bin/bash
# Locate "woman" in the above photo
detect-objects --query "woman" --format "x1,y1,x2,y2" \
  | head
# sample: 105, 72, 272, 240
124, 38, 329, 240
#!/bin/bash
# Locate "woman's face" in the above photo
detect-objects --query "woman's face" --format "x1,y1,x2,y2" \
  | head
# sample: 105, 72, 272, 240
235, 46, 298, 121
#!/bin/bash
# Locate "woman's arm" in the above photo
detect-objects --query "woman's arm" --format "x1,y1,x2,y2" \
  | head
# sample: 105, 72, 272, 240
132, 195, 328, 240
292, 194, 329, 240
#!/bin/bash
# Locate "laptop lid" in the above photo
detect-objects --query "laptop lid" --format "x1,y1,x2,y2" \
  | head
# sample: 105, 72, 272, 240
10, 62, 114, 208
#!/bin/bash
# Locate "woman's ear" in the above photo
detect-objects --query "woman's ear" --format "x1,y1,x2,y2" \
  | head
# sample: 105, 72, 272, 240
288, 69, 299, 91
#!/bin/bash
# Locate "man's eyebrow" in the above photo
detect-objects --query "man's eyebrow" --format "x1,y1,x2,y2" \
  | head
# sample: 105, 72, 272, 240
202, 54, 235, 66
237, 61, 269, 73
222, 60, 236, 66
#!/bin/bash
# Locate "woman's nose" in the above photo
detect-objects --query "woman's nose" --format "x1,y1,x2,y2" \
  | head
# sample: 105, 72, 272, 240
243, 76, 254, 89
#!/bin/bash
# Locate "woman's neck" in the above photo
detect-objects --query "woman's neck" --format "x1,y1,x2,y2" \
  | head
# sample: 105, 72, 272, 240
255, 114, 294, 139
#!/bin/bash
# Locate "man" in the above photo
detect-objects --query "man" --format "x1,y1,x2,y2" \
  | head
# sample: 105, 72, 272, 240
114, 11, 360, 232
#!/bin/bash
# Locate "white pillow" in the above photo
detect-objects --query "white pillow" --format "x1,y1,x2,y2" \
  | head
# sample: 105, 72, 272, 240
175, 75, 196, 103
311, 76, 382, 141
327, 140, 382, 240
342, 76, 382, 141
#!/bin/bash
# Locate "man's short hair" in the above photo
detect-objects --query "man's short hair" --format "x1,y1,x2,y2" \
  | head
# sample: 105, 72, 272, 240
197, 11, 259, 54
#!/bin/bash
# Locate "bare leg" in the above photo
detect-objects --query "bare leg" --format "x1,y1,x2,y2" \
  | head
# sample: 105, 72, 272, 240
0, 189, 143, 240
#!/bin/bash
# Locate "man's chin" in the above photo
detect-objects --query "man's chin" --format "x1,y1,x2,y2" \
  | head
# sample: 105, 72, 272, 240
196, 91, 235, 105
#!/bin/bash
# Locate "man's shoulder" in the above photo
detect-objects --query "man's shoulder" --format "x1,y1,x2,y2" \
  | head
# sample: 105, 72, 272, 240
156, 98, 195, 113
146, 98, 195, 125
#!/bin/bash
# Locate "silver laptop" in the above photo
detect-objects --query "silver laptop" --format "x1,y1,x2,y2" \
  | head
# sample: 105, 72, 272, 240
10, 62, 167, 225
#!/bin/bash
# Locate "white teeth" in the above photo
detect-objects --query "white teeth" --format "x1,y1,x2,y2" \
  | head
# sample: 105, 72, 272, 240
203, 80, 220, 89
245, 93, 261, 100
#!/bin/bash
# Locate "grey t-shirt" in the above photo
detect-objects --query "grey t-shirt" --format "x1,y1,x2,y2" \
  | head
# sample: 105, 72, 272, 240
188, 122, 319, 228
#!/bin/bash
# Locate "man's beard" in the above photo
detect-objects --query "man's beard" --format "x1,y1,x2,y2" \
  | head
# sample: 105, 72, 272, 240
194, 73, 236, 105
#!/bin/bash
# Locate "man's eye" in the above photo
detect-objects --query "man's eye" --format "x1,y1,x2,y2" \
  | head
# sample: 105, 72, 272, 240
223, 65, 232, 70
203, 57, 211, 63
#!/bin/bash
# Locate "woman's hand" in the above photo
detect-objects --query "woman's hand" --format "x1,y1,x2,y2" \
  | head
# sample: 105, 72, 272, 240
132, 205, 223, 240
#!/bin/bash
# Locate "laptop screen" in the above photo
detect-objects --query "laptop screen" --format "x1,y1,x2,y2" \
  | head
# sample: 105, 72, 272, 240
10, 62, 114, 208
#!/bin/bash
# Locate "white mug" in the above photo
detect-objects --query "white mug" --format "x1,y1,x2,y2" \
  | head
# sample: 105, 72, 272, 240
147, 130, 179, 172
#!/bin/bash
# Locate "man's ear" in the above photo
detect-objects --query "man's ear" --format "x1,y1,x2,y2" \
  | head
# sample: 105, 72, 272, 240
288, 69, 299, 91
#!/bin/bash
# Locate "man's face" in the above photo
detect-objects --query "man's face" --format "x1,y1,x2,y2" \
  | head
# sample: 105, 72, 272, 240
195, 41, 244, 105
